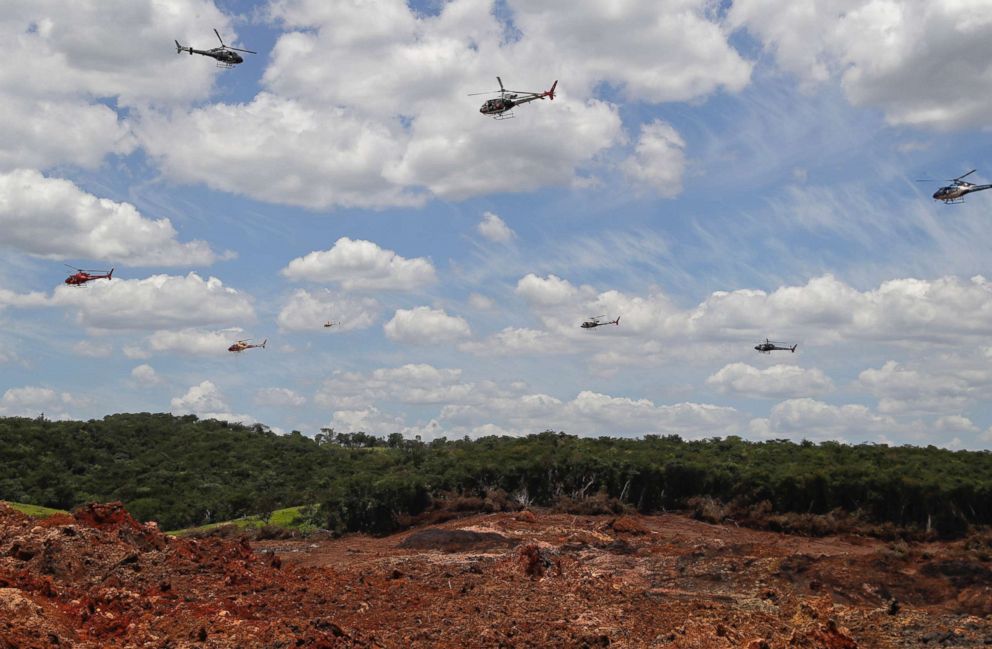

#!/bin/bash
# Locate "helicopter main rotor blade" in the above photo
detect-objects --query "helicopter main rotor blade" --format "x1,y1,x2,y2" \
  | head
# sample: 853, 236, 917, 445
227, 46, 256, 53
955, 169, 977, 181
468, 90, 499, 96
497, 76, 504, 91
214, 28, 225, 46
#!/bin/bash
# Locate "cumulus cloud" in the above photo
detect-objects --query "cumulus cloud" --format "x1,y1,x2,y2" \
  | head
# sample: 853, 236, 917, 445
277, 289, 380, 332
71, 340, 112, 358
281, 237, 436, 290
383, 306, 471, 345
52, 273, 254, 331
142, 0, 759, 207
130, 364, 162, 386
748, 398, 918, 441
255, 387, 306, 408
468, 293, 495, 310
0, 385, 75, 417
460, 327, 572, 356
728, 0, 992, 130
707, 363, 834, 399
516, 274, 588, 306
621, 120, 686, 196
441, 390, 743, 438
0, 169, 222, 265
171, 379, 256, 425
316, 364, 474, 408
477, 212, 515, 243
135, 328, 248, 357
0, 1, 233, 171
857, 360, 989, 414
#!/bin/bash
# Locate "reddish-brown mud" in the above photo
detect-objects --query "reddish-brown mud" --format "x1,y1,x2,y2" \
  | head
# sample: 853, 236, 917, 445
1, 502, 990, 647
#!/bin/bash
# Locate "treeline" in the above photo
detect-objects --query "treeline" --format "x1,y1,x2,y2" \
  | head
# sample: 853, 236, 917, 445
2, 413, 991, 536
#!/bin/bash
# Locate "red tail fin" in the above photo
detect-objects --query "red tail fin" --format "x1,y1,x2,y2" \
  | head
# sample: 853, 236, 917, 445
547, 80, 557, 100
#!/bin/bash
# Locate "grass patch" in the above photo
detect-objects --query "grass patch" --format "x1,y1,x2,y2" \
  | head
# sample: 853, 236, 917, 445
169, 505, 317, 536
4, 501, 68, 518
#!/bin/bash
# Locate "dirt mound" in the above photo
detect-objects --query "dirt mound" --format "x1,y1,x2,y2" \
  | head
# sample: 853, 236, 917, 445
398, 527, 518, 552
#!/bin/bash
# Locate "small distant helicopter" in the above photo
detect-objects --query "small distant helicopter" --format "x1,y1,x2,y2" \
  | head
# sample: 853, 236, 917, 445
581, 315, 620, 329
469, 77, 557, 119
63, 264, 113, 286
323, 321, 341, 329
175, 29, 256, 68
228, 338, 266, 353
920, 169, 992, 204
754, 339, 797, 354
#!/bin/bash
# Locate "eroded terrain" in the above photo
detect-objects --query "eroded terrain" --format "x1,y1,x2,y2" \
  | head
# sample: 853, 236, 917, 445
1, 502, 990, 647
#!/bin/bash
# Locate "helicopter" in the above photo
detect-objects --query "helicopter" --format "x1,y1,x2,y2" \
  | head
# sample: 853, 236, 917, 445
921, 169, 992, 204
323, 320, 341, 329
469, 77, 557, 119
175, 29, 256, 68
228, 338, 266, 353
63, 265, 113, 286
754, 339, 797, 354
580, 315, 620, 329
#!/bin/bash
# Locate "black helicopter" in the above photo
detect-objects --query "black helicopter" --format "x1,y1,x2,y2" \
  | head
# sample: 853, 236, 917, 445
469, 77, 557, 119
581, 315, 620, 329
923, 169, 992, 204
175, 29, 255, 68
754, 339, 797, 354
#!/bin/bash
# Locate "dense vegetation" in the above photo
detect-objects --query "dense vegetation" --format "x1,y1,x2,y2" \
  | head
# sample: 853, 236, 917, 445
2, 413, 991, 536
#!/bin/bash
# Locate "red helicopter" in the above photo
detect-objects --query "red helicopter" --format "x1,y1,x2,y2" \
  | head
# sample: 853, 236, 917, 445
64, 264, 114, 286
228, 338, 266, 353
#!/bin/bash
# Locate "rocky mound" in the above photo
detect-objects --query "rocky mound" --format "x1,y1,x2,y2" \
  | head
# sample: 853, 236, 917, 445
398, 527, 518, 552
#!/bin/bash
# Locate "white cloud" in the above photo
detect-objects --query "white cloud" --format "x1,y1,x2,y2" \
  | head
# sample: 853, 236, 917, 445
0, 169, 221, 265
71, 340, 112, 358
509, 0, 752, 103
52, 273, 254, 331
255, 387, 306, 407
130, 364, 162, 386
0, 385, 74, 417
516, 273, 587, 306
748, 398, 917, 441
171, 380, 226, 413
935, 415, 979, 434
138, 328, 247, 357
622, 120, 686, 196
857, 359, 992, 414
707, 363, 834, 399
728, 0, 992, 130
383, 306, 471, 345
277, 289, 380, 332
0, 98, 133, 171
138, 94, 424, 210
477, 212, 515, 243
281, 237, 436, 290
468, 293, 495, 310
316, 363, 475, 408
441, 389, 743, 438
460, 327, 571, 356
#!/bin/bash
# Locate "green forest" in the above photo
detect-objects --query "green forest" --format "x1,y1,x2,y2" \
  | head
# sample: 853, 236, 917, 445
2, 413, 991, 537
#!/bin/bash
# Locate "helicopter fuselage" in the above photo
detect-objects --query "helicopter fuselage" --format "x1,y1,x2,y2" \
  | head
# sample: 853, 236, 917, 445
933, 182, 992, 203
187, 47, 243, 64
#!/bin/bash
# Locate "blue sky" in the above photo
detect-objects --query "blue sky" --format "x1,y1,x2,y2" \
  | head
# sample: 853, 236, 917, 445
3, 0, 992, 448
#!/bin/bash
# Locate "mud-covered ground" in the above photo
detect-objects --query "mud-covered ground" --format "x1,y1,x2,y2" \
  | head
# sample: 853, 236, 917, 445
1, 502, 990, 648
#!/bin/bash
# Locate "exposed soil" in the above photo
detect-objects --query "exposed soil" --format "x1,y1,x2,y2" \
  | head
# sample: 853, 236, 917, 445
2, 502, 991, 647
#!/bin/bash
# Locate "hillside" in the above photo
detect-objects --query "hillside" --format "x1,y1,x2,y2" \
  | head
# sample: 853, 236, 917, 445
3, 413, 992, 535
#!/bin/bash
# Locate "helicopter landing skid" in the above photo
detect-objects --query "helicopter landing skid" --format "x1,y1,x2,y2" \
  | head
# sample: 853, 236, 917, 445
492, 112, 515, 121
216, 61, 235, 69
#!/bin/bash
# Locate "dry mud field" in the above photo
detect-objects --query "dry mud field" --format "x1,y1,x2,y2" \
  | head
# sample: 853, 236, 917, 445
1, 502, 991, 648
